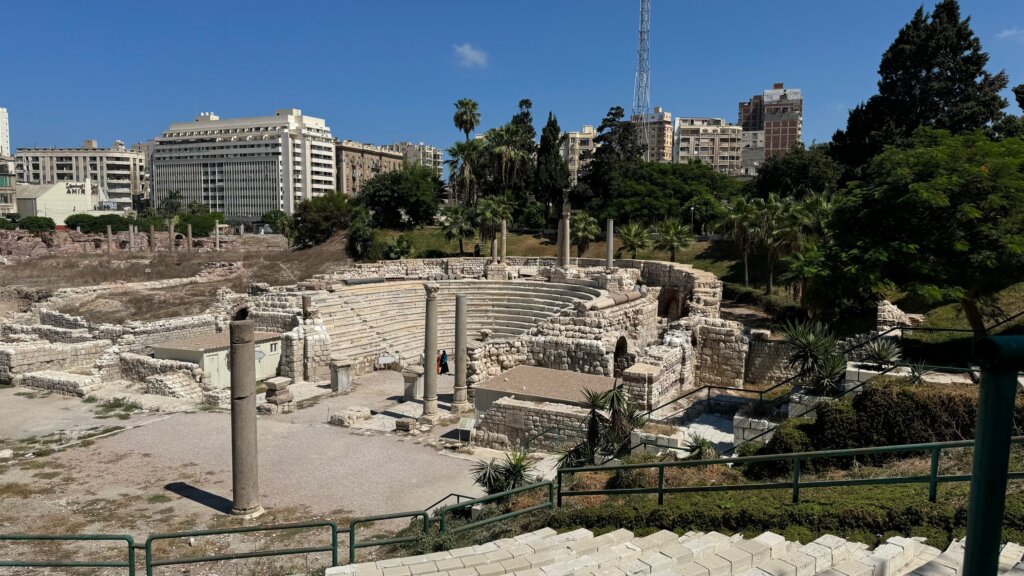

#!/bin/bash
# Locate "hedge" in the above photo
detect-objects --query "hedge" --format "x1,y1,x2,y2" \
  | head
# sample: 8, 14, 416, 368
18, 216, 56, 233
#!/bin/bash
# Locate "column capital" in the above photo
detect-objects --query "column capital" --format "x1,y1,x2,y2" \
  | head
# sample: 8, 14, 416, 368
424, 282, 440, 301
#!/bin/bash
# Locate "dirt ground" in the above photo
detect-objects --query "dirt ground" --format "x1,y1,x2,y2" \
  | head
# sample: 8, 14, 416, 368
0, 234, 352, 320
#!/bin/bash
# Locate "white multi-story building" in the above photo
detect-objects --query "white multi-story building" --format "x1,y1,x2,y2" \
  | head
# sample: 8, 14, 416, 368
0, 108, 10, 157
150, 109, 335, 221
673, 118, 743, 176
15, 139, 147, 206
383, 142, 444, 179
560, 125, 598, 186
0, 155, 15, 214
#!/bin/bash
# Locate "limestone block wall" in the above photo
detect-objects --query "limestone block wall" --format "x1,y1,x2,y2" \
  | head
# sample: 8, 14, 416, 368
691, 318, 748, 388
744, 333, 799, 387
576, 258, 722, 320
475, 397, 588, 451
14, 370, 102, 397
523, 336, 611, 375
0, 340, 112, 385
113, 352, 204, 386
1, 323, 94, 343
733, 415, 776, 445
304, 322, 332, 382
467, 340, 528, 387
114, 315, 219, 353
280, 328, 304, 381
38, 309, 90, 329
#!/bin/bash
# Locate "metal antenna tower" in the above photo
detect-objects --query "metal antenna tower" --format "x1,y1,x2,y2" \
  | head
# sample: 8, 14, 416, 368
632, 0, 651, 162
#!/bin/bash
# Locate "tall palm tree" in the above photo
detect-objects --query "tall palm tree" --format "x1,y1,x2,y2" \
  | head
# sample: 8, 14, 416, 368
724, 198, 757, 287
445, 140, 484, 207
485, 124, 530, 191
750, 194, 797, 295
474, 195, 512, 243
653, 219, 691, 262
453, 98, 480, 141
570, 212, 600, 257
581, 388, 608, 465
617, 222, 652, 259
441, 207, 476, 256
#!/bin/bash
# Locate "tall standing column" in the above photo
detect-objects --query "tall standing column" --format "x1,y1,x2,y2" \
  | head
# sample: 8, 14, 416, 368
500, 220, 507, 263
106, 225, 113, 255
169, 222, 176, 253
186, 223, 193, 253
490, 238, 498, 264
451, 294, 471, 413
128, 225, 135, 252
420, 283, 440, 423
556, 217, 564, 264
606, 219, 615, 270
230, 314, 263, 517
560, 207, 572, 267
149, 225, 156, 253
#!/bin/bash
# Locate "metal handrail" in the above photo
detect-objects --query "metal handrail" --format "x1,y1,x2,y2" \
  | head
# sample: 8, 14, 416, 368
349, 511, 429, 564
0, 533, 136, 575
145, 521, 339, 576
438, 481, 555, 535
559, 436, 1024, 506
423, 492, 477, 513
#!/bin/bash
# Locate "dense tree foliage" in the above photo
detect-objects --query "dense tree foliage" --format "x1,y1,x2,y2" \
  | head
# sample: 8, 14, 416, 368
535, 113, 570, 221
291, 192, 354, 249
752, 145, 842, 200
355, 164, 443, 230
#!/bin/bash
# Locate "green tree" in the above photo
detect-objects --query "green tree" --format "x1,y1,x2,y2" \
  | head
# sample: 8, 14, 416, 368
575, 106, 642, 216
441, 206, 476, 256
830, 0, 1009, 173
617, 222, 651, 259
453, 98, 481, 141
18, 216, 56, 233
570, 212, 600, 257
291, 191, 353, 249
683, 192, 728, 235
474, 195, 513, 243
752, 145, 842, 200
536, 112, 570, 220
750, 194, 798, 295
261, 209, 291, 235
828, 129, 1024, 334
345, 206, 376, 260
724, 198, 758, 287
157, 191, 183, 219
356, 165, 442, 229
445, 139, 485, 207
653, 219, 691, 263
186, 202, 209, 215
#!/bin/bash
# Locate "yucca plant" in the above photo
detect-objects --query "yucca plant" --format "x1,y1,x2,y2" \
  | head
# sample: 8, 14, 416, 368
472, 448, 537, 495
684, 433, 719, 461
810, 353, 847, 396
908, 361, 930, 386
865, 338, 902, 369
782, 320, 839, 375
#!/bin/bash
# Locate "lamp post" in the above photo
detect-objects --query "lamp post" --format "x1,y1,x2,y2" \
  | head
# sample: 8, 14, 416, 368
690, 206, 695, 234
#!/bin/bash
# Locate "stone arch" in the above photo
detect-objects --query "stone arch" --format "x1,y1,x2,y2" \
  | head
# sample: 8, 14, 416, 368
613, 336, 634, 378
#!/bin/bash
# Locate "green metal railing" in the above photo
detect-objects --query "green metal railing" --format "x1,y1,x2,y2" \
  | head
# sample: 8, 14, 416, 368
438, 481, 555, 535
0, 534, 136, 575
559, 436, 1024, 506
145, 521, 339, 576
349, 511, 429, 564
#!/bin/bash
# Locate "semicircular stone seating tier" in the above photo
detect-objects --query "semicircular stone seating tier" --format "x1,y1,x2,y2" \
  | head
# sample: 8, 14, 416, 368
314, 280, 603, 371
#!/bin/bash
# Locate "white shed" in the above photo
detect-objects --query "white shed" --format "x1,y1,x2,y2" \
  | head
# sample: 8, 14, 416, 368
152, 332, 282, 390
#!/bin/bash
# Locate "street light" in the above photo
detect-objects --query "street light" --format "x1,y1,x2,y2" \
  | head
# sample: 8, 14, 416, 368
690, 206, 695, 234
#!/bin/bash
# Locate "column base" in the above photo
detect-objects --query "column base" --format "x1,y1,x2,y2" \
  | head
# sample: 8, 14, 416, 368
450, 401, 473, 414
231, 504, 265, 518
419, 412, 442, 425
484, 263, 509, 280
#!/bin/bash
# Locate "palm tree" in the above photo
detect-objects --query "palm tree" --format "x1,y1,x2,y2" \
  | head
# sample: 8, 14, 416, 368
445, 140, 484, 207
453, 98, 480, 141
653, 219, 691, 262
441, 207, 476, 255
471, 448, 537, 495
617, 222, 651, 259
570, 212, 599, 257
750, 194, 797, 295
485, 124, 530, 191
724, 198, 757, 287
581, 388, 608, 465
474, 195, 513, 243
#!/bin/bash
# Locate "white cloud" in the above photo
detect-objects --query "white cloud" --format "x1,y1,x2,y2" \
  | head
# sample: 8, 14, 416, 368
997, 27, 1024, 41
453, 43, 489, 68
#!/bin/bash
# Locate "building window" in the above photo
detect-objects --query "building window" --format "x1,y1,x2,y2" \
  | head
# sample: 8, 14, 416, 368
270, 343, 278, 353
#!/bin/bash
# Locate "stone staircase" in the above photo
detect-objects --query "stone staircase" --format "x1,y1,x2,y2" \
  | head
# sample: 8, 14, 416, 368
326, 527, 1022, 576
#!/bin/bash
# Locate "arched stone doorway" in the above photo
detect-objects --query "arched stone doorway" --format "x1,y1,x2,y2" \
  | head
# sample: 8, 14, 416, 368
613, 336, 634, 377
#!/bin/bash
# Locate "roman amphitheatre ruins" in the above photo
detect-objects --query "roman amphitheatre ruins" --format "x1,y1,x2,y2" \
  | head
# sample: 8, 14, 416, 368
0, 225, 1016, 576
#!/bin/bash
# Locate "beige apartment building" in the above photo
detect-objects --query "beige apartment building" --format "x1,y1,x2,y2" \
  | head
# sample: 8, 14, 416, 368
383, 142, 443, 179
738, 82, 803, 166
336, 140, 405, 195
632, 107, 673, 163
560, 125, 598, 186
673, 118, 742, 175
0, 156, 15, 214
150, 109, 336, 221
15, 140, 146, 207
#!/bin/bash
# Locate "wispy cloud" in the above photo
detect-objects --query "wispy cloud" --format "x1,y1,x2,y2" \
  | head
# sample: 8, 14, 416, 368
453, 43, 488, 68
997, 27, 1024, 41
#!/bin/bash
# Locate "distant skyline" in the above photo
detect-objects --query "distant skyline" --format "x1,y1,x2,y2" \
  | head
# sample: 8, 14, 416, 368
5, 0, 1023, 154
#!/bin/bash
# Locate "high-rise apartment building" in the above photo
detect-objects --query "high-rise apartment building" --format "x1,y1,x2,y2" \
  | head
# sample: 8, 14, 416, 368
150, 109, 335, 221
737, 83, 803, 163
673, 118, 743, 175
0, 155, 15, 214
336, 140, 404, 195
0, 108, 10, 157
15, 139, 147, 206
632, 107, 673, 163
740, 130, 765, 177
383, 142, 443, 179
560, 125, 598, 186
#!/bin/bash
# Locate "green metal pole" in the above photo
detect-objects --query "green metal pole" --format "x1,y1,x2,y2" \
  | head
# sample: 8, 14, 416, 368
929, 447, 940, 503
964, 336, 1024, 576
792, 457, 801, 504
658, 466, 665, 505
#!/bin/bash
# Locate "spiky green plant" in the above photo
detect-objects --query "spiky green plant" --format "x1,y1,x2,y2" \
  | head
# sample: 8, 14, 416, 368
684, 433, 719, 461
782, 320, 839, 375
811, 353, 847, 396
866, 338, 902, 369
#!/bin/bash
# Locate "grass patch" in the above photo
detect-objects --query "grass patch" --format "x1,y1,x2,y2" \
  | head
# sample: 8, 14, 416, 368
147, 494, 173, 504
295, 398, 319, 410
94, 398, 142, 419
0, 482, 45, 498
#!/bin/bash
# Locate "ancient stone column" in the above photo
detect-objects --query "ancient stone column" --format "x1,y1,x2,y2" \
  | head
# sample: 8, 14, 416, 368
186, 223, 193, 253
149, 224, 156, 252
555, 217, 564, 264
128, 225, 135, 252
560, 207, 572, 267
239, 224, 245, 236
500, 220, 507, 263
169, 222, 176, 253
420, 283, 440, 423
490, 238, 498, 264
230, 314, 263, 517
451, 294, 471, 413
215, 220, 221, 251
106, 225, 113, 255
606, 219, 614, 270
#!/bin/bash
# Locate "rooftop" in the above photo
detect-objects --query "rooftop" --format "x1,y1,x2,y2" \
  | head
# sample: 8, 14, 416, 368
152, 331, 281, 353
475, 365, 617, 405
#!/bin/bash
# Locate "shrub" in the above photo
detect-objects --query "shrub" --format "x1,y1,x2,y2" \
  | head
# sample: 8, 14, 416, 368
865, 338, 902, 368
64, 213, 97, 231
18, 216, 56, 233
723, 283, 805, 323
812, 400, 858, 451
744, 418, 814, 480
852, 381, 984, 451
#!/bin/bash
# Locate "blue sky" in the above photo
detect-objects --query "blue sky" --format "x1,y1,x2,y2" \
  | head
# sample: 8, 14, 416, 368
5, 0, 1023, 152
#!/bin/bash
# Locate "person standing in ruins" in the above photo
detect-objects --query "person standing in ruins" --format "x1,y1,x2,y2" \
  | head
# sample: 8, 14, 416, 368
440, 350, 450, 375
436, 351, 442, 375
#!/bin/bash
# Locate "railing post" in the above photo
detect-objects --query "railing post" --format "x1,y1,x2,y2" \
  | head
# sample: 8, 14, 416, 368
145, 538, 153, 576
706, 387, 711, 412
792, 457, 801, 503
127, 538, 136, 576
929, 447, 941, 503
964, 336, 1024, 576
557, 471, 564, 507
548, 481, 555, 508
439, 508, 448, 538
658, 466, 665, 505
348, 523, 357, 564
331, 523, 339, 567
